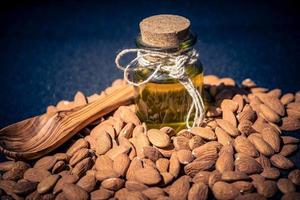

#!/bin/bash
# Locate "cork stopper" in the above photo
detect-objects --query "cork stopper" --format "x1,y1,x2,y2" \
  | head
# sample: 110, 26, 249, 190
139, 14, 191, 48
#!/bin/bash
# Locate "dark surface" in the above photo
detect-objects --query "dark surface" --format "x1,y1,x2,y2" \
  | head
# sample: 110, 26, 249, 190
0, 0, 300, 197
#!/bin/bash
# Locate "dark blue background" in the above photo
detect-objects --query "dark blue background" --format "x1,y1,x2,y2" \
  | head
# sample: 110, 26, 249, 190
0, 1, 300, 198
0, 0, 300, 127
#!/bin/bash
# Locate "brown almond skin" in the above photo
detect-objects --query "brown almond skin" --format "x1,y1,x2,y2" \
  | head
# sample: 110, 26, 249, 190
62, 183, 88, 200
188, 182, 208, 200
76, 174, 96, 193
288, 169, 300, 185
248, 135, 275, 157
231, 181, 254, 193
169, 175, 190, 200
156, 158, 169, 173
234, 136, 259, 157
270, 154, 294, 169
101, 178, 125, 191
280, 144, 298, 157
216, 119, 239, 137
277, 178, 296, 194
190, 127, 217, 141
212, 181, 240, 200
125, 181, 149, 191
113, 153, 131, 177
260, 167, 280, 180
255, 180, 277, 198
24, 168, 51, 183
259, 104, 281, 123
37, 174, 60, 194
34, 156, 57, 171
192, 171, 211, 185
142, 187, 166, 199
147, 129, 171, 148
135, 167, 161, 185
176, 149, 194, 164
281, 192, 300, 200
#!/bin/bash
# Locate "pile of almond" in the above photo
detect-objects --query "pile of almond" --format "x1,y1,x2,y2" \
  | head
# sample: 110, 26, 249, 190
1, 76, 300, 200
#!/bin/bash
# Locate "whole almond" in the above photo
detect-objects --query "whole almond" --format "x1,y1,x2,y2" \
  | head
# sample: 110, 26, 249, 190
216, 119, 239, 137
169, 175, 190, 200
37, 174, 60, 194
188, 182, 208, 200
215, 151, 234, 173
24, 168, 51, 182
190, 127, 217, 141
147, 129, 170, 148
169, 152, 180, 178
280, 117, 300, 131
287, 109, 300, 119
34, 156, 57, 171
215, 127, 232, 146
223, 109, 238, 127
277, 178, 295, 194
279, 144, 298, 156
117, 106, 141, 126
52, 161, 66, 174
113, 153, 131, 177
270, 154, 294, 169
234, 136, 259, 157
63, 183, 88, 200
76, 174, 96, 192
248, 135, 274, 156
212, 181, 240, 200
184, 160, 215, 177
288, 169, 300, 185
259, 104, 280, 123
135, 167, 161, 185
101, 178, 125, 191
261, 127, 281, 153
177, 149, 194, 164
95, 132, 112, 155
235, 156, 263, 174
192, 141, 222, 158
221, 99, 239, 112
260, 167, 280, 179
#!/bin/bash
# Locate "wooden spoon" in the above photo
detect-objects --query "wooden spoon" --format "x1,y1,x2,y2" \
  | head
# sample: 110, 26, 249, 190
0, 85, 136, 160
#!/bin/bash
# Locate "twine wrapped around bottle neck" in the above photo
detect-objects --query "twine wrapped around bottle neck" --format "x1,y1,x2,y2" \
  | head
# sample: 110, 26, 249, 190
115, 48, 205, 129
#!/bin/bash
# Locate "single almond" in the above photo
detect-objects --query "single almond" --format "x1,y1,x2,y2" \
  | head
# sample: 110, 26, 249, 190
255, 93, 285, 116
221, 99, 239, 112
156, 158, 169, 173
261, 127, 281, 153
277, 178, 296, 194
221, 171, 250, 182
223, 109, 238, 127
280, 117, 300, 131
216, 119, 239, 137
288, 169, 300, 186
259, 104, 281, 123
270, 154, 294, 169
101, 178, 125, 191
260, 167, 280, 179
188, 182, 208, 200
135, 167, 161, 185
147, 129, 171, 148
176, 149, 194, 164
113, 153, 131, 177
212, 181, 240, 200
215, 127, 233, 146
234, 136, 259, 157
76, 174, 96, 193
190, 127, 217, 141
63, 183, 89, 200
37, 174, 60, 194
248, 135, 275, 156
235, 155, 263, 174
169, 175, 190, 200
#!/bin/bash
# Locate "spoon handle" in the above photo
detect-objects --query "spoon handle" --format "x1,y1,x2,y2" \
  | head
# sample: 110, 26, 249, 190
0, 85, 136, 160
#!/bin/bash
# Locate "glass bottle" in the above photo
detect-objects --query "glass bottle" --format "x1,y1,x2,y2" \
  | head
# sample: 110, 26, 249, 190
121, 15, 204, 132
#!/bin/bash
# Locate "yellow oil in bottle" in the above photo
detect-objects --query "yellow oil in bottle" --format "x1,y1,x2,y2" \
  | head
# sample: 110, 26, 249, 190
133, 63, 204, 132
